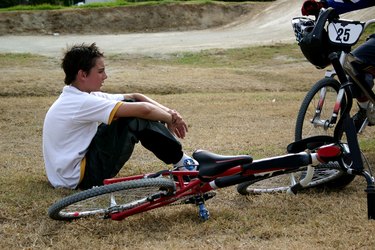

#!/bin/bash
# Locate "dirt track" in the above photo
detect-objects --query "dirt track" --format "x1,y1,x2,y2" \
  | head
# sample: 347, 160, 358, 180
0, 0, 374, 57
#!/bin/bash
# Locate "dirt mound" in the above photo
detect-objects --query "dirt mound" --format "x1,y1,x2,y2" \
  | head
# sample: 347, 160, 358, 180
0, 2, 255, 35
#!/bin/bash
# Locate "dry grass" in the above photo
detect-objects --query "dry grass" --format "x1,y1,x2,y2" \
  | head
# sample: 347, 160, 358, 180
1, 44, 375, 250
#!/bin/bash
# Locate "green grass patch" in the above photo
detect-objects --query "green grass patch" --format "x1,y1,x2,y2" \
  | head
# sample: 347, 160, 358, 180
0, 52, 44, 60
0, 53, 48, 66
0, 3, 64, 11
107, 43, 305, 68
0, 0, 220, 11
167, 43, 305, 67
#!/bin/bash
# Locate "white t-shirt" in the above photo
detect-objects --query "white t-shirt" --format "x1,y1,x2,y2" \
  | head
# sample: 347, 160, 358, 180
43, 86, 124, 189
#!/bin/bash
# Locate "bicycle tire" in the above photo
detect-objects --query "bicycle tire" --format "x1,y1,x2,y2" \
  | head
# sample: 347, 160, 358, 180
295, 77, 355, 188
236, 162, 344, 195
295, 77, 342, 140
48, 178, 175, 221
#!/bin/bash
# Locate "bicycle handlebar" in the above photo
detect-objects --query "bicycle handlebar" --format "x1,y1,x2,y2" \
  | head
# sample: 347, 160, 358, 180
364, 19, 375, 30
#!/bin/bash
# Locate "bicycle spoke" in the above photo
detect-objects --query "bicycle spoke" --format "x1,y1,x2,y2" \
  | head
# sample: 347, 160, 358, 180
49, 178, 176, 220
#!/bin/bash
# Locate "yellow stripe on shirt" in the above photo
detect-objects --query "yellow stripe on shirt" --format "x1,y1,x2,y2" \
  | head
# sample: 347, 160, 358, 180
108, 102, 123, 124
79, 156, 86, 184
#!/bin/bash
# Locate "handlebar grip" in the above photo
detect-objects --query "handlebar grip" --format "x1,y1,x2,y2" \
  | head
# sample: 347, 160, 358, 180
287, 183, 303, 195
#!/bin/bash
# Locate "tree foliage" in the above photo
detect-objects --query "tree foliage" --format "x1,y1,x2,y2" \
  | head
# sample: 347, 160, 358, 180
0, 0, 275, 9
0, 0, 78, 8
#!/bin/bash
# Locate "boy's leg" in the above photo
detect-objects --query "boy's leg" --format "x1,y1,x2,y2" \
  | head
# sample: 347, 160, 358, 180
349, 36, 375, 131
350, 35, 375, 99
78, 117, 183, 189
127, 117, 183, 164
352, 35, 375, 68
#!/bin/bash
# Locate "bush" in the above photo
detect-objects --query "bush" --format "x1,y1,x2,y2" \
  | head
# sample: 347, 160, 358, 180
0, 0, 75, 8
0, 0, 275, 9
0, 0, 20, 8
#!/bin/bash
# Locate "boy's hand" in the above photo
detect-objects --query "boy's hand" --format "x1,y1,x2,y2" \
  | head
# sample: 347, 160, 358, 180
167, 110, 188, 139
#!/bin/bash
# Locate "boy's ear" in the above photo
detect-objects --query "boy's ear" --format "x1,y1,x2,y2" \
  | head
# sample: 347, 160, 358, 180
77, 69, 87, 81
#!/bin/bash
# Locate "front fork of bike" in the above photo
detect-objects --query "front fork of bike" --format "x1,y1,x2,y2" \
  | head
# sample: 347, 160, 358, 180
311, 71, 344, 130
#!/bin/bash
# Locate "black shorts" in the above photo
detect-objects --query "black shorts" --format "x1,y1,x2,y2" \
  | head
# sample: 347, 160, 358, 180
78, 117, 182, 189
352, 34, 375, 66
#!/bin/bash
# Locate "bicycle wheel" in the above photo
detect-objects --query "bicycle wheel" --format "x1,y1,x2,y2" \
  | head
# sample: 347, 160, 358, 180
295, 77, 355, 188
48, 178, 175, 221
296, 77, 342, 139
237, 163, 343, 195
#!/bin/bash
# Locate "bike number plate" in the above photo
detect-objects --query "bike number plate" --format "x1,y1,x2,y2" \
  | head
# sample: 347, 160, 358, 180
328, 20, 364, 46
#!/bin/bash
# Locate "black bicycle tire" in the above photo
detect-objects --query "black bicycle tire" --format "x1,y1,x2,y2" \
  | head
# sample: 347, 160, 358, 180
236, 162, 344, 195
295, 77, 341, 140
48, 178, 175, 221
295, 77, 355, 188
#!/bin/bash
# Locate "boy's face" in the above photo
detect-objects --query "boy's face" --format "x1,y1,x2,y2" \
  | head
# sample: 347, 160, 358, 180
84, 57, 107, 92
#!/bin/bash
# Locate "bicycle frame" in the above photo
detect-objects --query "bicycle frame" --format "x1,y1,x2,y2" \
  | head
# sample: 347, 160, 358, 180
299, 11, 375, 219
102, 144, 342, 221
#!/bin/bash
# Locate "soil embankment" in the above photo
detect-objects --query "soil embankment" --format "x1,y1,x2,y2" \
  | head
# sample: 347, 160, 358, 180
0, 3, 255, 35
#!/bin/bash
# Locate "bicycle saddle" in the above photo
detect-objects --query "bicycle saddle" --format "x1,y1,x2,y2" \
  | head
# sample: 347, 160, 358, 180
192, 149, 253, 178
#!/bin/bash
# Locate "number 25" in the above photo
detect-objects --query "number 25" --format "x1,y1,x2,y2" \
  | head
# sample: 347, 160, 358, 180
336, 28, 350, 42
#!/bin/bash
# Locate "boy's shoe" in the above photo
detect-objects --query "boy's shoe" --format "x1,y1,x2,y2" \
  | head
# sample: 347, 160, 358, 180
174, 157, 199, 182
174, 157, 199, 171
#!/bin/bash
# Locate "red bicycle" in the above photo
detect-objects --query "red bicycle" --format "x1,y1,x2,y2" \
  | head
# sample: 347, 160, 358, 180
48, 136, 357, 221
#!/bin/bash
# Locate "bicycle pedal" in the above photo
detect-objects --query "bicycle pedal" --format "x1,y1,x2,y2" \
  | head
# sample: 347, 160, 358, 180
181, 192, 216, 205
198, 203, 210, 221
203, 191, 216, 201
